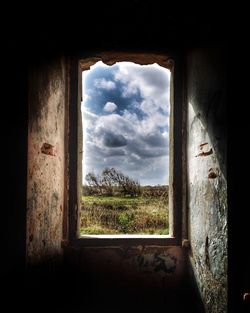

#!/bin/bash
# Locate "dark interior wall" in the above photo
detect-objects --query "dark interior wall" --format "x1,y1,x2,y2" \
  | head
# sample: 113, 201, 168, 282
63, 244, 207, 313
186, 45, 227, 313
5, 51, 29, 274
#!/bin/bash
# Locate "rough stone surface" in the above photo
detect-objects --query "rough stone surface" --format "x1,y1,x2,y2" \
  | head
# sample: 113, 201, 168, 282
27, 58, 66, 265
187, 47, 227, 313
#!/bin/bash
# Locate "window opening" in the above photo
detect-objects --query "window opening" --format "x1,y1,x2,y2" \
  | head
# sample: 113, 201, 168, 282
79, 61, 171, 236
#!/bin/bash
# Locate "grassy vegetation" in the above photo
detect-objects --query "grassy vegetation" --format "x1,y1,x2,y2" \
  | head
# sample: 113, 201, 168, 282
80, 186, 169, 235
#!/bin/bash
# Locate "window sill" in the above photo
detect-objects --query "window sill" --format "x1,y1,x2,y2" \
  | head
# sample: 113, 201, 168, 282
63, 235, 179, 247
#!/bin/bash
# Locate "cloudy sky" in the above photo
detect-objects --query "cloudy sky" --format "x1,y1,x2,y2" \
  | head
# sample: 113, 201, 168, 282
81, 61, 170, 186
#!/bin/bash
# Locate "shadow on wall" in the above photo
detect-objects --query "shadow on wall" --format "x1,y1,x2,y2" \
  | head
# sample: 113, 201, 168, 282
187, 46, 227, 178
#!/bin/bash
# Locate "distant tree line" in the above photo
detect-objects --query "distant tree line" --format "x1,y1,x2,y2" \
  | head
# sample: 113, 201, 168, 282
83, 167, 141, 197
141, 185, 168, 196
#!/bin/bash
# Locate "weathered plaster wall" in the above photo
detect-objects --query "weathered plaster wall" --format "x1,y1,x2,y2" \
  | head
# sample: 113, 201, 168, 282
27, 58, 66, 265
65, 245, 185, 289
187, 46, 227, 313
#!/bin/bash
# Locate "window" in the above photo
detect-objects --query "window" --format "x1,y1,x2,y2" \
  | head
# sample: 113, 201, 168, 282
67, 52, 183, 246
81, 61, 171, 236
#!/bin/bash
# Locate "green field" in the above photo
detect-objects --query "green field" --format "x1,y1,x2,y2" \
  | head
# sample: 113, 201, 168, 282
80, 189, 169, 235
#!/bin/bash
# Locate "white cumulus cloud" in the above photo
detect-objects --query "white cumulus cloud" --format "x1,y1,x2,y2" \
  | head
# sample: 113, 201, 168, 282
103, 101, 117, 113
114, 62, 170, 114
94, 78, 116, 90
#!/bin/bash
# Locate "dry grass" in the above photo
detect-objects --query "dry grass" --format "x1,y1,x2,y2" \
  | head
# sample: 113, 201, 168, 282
80, 187, 169, 235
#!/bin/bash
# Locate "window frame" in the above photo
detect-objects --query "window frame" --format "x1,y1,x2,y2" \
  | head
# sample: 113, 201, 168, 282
65, 52, 184, 247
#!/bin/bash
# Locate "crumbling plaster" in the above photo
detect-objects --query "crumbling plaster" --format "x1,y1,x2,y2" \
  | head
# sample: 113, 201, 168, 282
187, 47, 227, 313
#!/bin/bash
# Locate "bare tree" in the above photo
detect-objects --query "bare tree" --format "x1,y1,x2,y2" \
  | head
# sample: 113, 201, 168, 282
100, 168, 114, 196
85, 168, 141, 197
85, 172, 102, 194
101, 168, 141, 197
